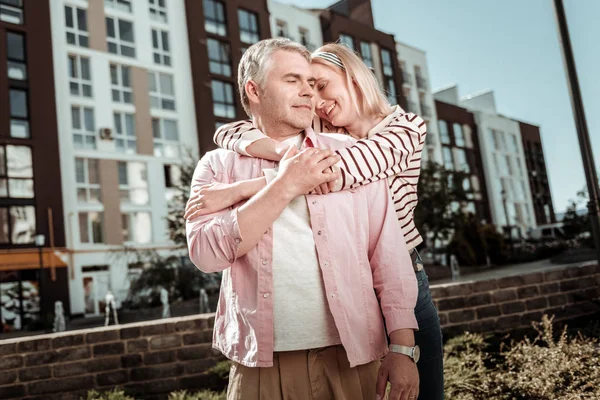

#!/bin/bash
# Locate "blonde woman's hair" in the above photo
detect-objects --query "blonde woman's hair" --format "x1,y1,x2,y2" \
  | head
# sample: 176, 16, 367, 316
312, 43, 393, 119
238, 38, 311, 116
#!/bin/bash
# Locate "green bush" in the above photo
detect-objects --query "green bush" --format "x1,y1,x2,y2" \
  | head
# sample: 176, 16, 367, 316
444, 315, 600, 400
82, 388, 135, 400
207, 360, 232, 380
168, 390, 226, 400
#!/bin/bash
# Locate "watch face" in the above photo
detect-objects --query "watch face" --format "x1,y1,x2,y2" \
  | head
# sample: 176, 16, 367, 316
413, 345, 420, 363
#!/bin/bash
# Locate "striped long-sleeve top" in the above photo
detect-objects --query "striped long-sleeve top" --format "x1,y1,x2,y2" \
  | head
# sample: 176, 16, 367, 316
213, 105, 427, 249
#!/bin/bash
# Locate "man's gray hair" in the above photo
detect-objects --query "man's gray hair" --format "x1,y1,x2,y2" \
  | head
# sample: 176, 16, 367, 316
238, 38, 311, 116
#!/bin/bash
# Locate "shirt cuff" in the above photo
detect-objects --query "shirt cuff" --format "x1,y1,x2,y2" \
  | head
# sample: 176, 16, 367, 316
384, 309, 419, 333
262, 168, 279, 184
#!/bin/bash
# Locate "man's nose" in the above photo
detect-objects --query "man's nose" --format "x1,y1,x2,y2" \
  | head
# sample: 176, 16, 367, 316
300, 80, 314, 97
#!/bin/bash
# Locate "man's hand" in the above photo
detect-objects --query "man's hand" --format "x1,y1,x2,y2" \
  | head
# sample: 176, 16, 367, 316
376, 353, 419, 400
275, 146, 340, 198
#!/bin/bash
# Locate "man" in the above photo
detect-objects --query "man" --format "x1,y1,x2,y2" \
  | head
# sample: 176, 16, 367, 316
187, 38, 419, 400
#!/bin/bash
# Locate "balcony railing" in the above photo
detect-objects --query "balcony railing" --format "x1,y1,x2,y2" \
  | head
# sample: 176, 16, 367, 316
402, 71, 412, 86
416, 75, 427, 90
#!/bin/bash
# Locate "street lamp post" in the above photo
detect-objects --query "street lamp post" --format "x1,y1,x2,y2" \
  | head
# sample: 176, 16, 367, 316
553, 0, 600, 266
34, 234, 45, 321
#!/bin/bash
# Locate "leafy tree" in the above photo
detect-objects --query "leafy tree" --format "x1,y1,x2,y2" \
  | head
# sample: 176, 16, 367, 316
414, 162, 471, 248
562, 185, 591, 243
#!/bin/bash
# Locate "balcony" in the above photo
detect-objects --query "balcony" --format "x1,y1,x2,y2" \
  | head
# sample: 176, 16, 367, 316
416, 75, 427, 90
402, 71, 413, 86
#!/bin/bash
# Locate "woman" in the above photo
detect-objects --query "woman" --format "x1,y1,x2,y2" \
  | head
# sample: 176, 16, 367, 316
186, 43, 444, 400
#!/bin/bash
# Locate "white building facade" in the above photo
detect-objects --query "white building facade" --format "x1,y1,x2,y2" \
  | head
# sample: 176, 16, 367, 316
50, 0, 198, 316
439, 87, 537, 237
269, 0, 323, 51
395, 41, 442, 165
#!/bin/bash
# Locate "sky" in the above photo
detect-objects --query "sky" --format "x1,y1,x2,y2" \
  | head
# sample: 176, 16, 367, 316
277, 0, 600, 214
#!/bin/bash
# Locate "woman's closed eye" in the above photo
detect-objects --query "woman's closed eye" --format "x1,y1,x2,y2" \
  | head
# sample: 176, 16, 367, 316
317, 82, 327, 91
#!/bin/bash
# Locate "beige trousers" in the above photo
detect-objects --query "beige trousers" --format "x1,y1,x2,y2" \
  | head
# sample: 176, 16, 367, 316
227, 345, 380, 400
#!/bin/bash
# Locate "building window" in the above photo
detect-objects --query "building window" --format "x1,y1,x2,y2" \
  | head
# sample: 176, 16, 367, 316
360, 42, 373, 69
163, 164, 180, 188
105, 0, 132, 13
72, 106, 96, 149
9, 89, 29, 139
203, 0, 226, 36
122, 212, 152, 244
110, 64, 132, 104
7, 31, 26, 81
275, 20, 288, 37
152, 118, 179, 157
211, 80, 235, 119
514, 158, 524, 176
106, 17, 135, 57
113, 112, 136, 154
149, 0, 167, 22
454, 149, 470, 173
151, 29, 171, 66
148, 71, 175, 110
339, 34, 354, 49
207, 38, 231, 77
0, 145, 34, 199
442, 147, 454, 170
0, 0, 24, 25
508, 134, 519, 153
380, 49, 393, 77
439, 120, 450, 145
380, 48, 397, 103
497, 153, 509, 176
299, 27, 310, 48
79, 212, 104, 244
453, 123, 465, 147
65, 6, 88, 47
75, 158, 101, 203
118, 161, 149, 205
490, 129, 506, 151
1, 206, 36, 244
238, 9, 259, 45
68, 55, 92, 97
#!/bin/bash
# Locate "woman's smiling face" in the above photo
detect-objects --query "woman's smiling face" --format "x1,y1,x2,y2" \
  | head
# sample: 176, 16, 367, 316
311, 61, 359, 128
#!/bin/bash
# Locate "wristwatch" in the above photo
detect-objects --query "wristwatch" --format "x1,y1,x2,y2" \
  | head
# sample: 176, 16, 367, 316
389, 344, 420, 363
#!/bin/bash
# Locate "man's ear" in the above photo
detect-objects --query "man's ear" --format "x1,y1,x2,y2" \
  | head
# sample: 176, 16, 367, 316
245, 80, 261, 106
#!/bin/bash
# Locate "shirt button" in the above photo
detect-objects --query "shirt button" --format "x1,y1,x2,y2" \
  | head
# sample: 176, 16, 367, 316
312, 201, 317, 205
317, 230, 322, 235
229, 259, 234, 263
323, 261, 329, 267
330, 293, 337, 299
263, 293, 270, 299
262, 260, 268, 265
234, 238, 241, 244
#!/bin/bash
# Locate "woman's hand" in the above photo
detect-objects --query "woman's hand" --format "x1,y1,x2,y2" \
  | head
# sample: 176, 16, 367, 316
184, 182, 244, 220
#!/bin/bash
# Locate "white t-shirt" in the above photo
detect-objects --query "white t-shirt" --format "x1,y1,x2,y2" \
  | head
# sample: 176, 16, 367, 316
271, 134, 341, 352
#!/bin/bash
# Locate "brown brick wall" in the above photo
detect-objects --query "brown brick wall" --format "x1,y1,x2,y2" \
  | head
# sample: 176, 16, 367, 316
0, 264, 597, 399
432, 263, 600, 338
0, 316, 224, 399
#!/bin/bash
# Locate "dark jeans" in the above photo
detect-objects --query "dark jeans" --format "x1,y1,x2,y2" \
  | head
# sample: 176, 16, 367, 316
414, 265, 445, 400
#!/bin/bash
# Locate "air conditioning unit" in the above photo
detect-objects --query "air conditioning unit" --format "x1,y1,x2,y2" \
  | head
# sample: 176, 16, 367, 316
99, 128, 113, 141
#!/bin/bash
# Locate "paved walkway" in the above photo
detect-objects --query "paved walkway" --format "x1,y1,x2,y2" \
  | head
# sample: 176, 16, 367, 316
432, 258, 598, 286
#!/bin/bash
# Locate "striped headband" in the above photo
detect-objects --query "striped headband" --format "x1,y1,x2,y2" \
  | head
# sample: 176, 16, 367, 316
312, 51, 345, 71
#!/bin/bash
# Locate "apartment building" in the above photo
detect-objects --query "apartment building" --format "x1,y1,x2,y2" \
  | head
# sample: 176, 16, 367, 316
435, 85, 537, 237
435, 98, 492, 223
519, 121, 556, 226
0, 0, 71, 331
49, 0, 198, 317
185, 0, 271, 154
396, 41, 442, 165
